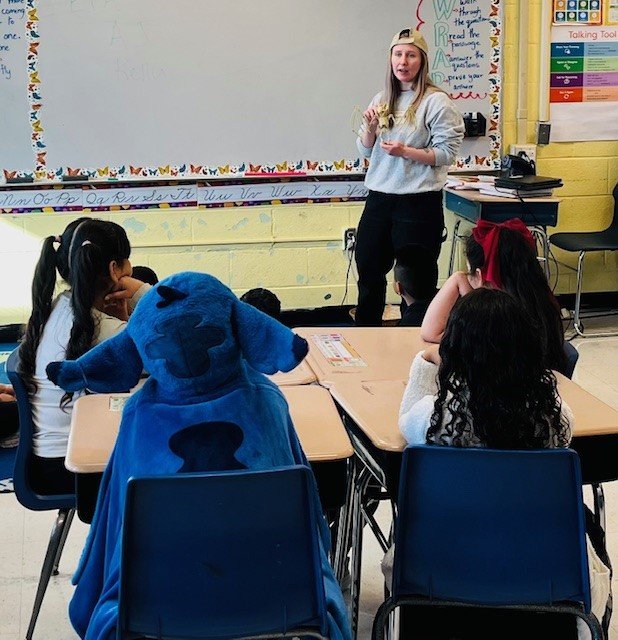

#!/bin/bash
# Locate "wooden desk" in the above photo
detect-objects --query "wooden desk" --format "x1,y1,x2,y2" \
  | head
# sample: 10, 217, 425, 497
294, 327, 426, 388
267, 359, 317, 386
444, 187, 560, 277
66, 385, 352, 473
444, 187, 560, 226
330, 373, 618, 454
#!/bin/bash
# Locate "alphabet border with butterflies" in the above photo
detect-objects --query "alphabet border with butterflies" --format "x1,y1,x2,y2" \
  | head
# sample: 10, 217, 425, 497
10, 0, 501, 186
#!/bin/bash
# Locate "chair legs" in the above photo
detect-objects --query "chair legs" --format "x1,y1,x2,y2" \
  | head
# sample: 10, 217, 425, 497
572, 251, 618, 338
592, 483, 606, 536
52, 508, 75, 575
26, 508, 75, 640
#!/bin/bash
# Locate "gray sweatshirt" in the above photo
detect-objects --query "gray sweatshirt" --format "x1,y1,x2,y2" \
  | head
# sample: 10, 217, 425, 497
357, 89, 464, 195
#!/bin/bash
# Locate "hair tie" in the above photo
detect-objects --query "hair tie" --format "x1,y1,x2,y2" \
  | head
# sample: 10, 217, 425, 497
472, 219, 536, 289
81, 240, 92, 247
53, 235, 61, 244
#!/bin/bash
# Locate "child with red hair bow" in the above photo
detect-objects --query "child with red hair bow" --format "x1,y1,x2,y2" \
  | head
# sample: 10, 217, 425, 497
421, 218, 566, 373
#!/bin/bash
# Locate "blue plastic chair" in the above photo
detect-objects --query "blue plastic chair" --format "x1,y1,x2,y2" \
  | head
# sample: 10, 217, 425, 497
118, 466, 330, 640
372, 446, 604, 640
6, 348, 75, 640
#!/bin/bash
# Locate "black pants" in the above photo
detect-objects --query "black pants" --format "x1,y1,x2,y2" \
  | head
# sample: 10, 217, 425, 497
31, 454, 75, 496
355, 189, 444, 326
0, 400, 18, 439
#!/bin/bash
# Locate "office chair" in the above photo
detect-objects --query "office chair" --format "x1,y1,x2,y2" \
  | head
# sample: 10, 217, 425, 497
372, 446, 604, 640
6, 349, 76, 640
118, 466, 331, 640
550, 183, 618, 337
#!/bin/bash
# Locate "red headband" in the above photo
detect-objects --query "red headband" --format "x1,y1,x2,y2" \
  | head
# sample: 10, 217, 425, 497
471, 219, 536, 289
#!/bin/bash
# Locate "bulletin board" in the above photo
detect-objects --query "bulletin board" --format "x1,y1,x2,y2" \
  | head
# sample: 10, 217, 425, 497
550, 0, 618, 141
0, 0, 502, 183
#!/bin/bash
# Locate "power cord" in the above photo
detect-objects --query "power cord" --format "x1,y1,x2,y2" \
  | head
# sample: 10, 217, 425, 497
341, 238, 356, 306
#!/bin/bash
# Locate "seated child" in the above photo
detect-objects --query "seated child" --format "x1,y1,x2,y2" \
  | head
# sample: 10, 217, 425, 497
130, 265, 159, 285
398, 287, 610, 639
421, 218, 567, 373
48, 272, 350, 640
393, 245, 438, 327
19, 218, 148, 494
240, 287, 281, 320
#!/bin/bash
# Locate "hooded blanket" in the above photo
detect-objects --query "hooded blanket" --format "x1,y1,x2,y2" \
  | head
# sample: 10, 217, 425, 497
48, 272, 350, 640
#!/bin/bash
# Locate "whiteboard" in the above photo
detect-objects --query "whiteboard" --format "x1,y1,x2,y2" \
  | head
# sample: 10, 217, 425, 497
2, 0, 502, 178
0, 0, 32, 172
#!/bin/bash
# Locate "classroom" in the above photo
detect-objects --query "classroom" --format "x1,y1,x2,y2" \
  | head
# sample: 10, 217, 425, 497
0, 0, 617, 638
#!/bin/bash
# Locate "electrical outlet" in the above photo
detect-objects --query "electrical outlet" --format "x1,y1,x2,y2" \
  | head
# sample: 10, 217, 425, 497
509, 144, 537, 164
342, 228, 357, 251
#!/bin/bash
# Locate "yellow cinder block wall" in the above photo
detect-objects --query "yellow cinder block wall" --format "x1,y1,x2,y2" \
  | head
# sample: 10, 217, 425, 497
1, 0, 616, 324
500, 0, 618, 293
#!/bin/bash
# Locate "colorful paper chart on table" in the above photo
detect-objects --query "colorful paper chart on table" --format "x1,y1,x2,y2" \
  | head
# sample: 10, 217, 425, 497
311, 334, 367, 368
108, 396, 129, 412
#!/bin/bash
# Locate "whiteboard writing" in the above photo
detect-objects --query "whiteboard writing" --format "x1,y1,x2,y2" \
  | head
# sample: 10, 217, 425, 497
0, 0, 32, 171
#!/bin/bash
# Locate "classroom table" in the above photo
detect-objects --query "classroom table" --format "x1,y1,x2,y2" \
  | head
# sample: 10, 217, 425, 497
66, 385, 353, 521
329, 373, 618, 638
444, 187, 561, 278
293, 327, 427, 388
267, 359, 317, 386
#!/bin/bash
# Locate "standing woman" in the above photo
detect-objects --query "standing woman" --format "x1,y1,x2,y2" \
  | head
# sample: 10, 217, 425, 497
355, 29, 464, 326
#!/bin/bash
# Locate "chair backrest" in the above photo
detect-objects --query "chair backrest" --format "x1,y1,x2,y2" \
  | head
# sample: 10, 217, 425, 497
6, 348, 75, 510
393, 446, 591, 612
118, 466, 329, 640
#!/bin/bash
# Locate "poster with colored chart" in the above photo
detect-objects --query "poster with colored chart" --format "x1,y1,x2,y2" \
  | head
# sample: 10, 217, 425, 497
550, 26, 618, 140
553, 0, 602, 25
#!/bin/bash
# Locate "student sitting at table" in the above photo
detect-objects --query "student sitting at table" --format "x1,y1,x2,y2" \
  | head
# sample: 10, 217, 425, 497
47, 272, 350, 640
393, 244, 438, 327
18, 218, 149, 495
421, 218, 567, 374
397, 287, 610, 639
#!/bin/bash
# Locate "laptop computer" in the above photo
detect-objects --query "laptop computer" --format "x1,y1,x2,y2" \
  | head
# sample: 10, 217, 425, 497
494, 175, 563, 191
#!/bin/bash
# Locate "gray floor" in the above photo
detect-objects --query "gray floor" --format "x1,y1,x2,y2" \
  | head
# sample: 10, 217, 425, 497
1, 320, 617, 640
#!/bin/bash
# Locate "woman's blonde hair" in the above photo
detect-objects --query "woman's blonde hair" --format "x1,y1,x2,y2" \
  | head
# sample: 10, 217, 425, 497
382, 47, 444, 129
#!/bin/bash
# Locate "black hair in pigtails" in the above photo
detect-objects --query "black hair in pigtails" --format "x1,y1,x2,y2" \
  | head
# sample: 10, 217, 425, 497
65, 243, 102, 362
19, 217, 89, 393
19, 236, 59, 393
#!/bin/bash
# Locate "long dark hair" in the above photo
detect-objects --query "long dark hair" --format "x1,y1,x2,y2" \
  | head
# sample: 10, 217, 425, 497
19, 217, 88, 393
427, 288, 570, 449
466, 230, 566, 373
19, 219, 131, 396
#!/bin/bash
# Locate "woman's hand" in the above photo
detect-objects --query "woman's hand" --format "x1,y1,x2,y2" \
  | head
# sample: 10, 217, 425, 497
380, 140, 408, 157
362, 107, 379, 135
0, 383, 15, 403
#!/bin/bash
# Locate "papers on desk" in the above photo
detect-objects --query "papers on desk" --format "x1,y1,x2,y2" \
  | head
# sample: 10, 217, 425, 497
311, 333, 367, 367
445, 175, 496, 191
478, 185, 555, 199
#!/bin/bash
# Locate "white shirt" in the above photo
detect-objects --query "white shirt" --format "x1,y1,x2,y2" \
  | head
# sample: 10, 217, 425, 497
32, 286, 149, 457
